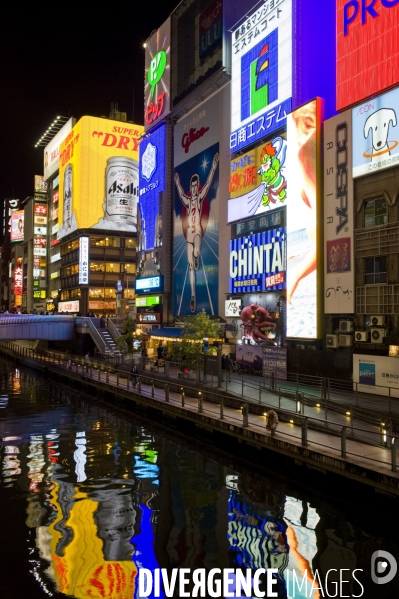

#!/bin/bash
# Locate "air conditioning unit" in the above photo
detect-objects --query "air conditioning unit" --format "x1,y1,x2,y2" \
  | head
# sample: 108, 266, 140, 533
339, 320, 354, 333
326, 334, 339, 348
370, 315, 385, 326
370, 327, 384, 343
296, 344, 306, 350
339, 334, 354, 346
355, 331, 370, 342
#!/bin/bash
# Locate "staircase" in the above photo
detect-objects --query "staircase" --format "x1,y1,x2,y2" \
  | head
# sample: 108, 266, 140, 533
97, 329, 117, 353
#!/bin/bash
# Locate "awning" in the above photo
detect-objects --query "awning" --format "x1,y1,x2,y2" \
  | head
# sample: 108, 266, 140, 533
147, 328, 185, 339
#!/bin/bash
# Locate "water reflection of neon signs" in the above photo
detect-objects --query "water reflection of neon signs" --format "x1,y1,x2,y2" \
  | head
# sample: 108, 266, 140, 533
74, 431, 87, 482
132, 503, 164, 599
227, 491, 288, 594
133, 455, 159, 484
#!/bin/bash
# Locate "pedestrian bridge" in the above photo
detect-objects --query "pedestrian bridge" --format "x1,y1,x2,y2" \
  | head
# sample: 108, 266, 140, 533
0, 315, 75, 340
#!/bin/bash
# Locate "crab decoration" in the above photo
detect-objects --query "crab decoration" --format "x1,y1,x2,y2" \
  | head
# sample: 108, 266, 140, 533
240, 303, 277, 346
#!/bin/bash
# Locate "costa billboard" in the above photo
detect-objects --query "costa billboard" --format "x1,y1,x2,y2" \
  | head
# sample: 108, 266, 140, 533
44, 118, 75, 180
228, 134, 287, 223
138, 124, 166, 251
352, 86, 399, 178
57, 116, 143, 239
324, 110, 354, 314
229, 229, 286, 294
337, 0, 399, 110
230, 0, 292, 152
144, 19, 171, 131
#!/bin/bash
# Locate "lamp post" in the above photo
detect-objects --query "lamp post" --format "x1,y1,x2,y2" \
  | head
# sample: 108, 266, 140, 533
115, 280, 122, 319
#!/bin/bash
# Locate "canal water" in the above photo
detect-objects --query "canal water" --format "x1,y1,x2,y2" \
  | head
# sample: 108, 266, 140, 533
0, 359, 398, 599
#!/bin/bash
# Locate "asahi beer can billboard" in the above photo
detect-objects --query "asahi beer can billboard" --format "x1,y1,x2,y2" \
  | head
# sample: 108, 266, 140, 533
57, 116, 143, 239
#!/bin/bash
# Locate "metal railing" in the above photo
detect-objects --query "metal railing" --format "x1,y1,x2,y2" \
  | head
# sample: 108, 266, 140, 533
84, 317, 107, 353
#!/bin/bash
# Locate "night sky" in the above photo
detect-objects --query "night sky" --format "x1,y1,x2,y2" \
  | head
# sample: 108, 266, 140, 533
0, 1, 178, 201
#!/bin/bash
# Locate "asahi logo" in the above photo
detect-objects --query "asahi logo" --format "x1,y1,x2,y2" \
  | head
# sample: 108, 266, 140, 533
336, 122, 348, 234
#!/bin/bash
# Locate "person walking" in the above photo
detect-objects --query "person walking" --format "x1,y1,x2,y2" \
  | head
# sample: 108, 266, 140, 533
131, 364, 139, 388
84, 352, 90, 373
100, 313, 106, 328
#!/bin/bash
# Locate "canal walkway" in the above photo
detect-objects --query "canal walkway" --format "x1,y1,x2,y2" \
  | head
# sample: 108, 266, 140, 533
1, 342, 399, 495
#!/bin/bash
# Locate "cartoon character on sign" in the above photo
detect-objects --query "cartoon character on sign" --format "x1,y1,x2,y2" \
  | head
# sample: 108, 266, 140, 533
258, 137, 287, 207
363, 108, 398, 164
227, 136, 287, 222
240, 304, 277, 345
174, 152, 219, 313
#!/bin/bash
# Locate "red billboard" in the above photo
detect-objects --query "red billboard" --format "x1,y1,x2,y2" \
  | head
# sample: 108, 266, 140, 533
337, 0, 399, 110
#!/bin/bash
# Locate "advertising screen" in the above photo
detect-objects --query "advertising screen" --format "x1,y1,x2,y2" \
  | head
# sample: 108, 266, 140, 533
228, 134, 287, 223
286, 99, 321, 339
229, 229, 286, 294
135, 275, 164, 294
352, 87, 399, 179
44, 118, 75, 180
144, 19, 170, 131
230, 0, 292, 153
138, 124, 166, 251
10, 210, 24, 242
173, 94, 220, 316
34, 175, 48, 193
57, 116, 143, 239
353, 354, 399, 398
324, 110, 354, 314
337, 0, 399, 111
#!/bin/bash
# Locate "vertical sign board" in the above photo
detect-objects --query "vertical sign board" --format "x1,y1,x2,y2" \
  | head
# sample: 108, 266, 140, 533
144, 19, 171, 131
138, 124, 166, 251
324, 110, 354, 314
44, 118, 75, 180
286, 99, 322, 339
79, 237, 89, 285
352, 87, 399, 179
337, 0, 399, 111
230, 0, 292, 153
173, 94, 220, 316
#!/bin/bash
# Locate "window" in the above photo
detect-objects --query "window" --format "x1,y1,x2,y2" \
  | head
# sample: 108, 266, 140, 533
105, 262, 120, 273
365, 256, 387, 284
122, 263, 136, 274
89, 288, 104, 299
124, 288, 135, 299
364, 198, 387, 228
90, 262, 105, 273
90, 236, 120, 247
104, 288, 116, 299
125, 238, 136, 249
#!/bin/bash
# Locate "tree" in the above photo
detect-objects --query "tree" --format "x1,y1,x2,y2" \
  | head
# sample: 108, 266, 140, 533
114, 315, 137, 354
169, 310, 221, 370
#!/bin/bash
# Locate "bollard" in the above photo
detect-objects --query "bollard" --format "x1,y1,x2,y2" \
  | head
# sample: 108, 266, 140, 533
242, 404, 249, 427
151, 379, 154, 397
391, 438, 397, 472
198, 391, 203, 413
181, 387, 185, 407
296, 391, 302, 414
301, 417, 308, 446
220, 397, 224, 420
341, 426, 347, 458
381, 426, 387, 447
165, 384, 169, 402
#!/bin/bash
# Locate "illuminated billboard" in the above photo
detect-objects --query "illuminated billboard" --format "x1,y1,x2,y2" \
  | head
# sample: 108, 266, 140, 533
34, 175, 48, 192
324, 110, 354, 314
135, 275, 164, 294
352, 87, 399, 179
44, 118, 75, 180
173, 94, 220, 316
286, 99, 322, 339
337, 0, 399, 111
138, 124, 166, 251
79, 237, 89, 285
144, 19, 170, 131
14, 258, 23, 305
57, 116, 144, 239
230, 0, 292, 153
10, 210, 24, 242
229, 229, 286, 294
228, 134, 287, 223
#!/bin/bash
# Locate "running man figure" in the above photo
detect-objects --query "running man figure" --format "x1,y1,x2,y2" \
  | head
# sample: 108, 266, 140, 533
174, 152, 219, 312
